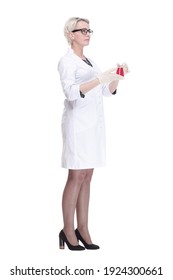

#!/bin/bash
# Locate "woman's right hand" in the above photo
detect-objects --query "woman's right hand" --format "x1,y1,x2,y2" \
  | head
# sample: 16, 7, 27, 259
98, 68, 124, 84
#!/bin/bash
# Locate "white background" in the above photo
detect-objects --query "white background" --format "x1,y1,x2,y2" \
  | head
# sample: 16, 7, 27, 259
0, 0, 173, 279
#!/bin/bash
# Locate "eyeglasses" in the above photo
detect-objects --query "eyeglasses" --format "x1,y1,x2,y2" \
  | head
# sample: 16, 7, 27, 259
72, 28, 93, 35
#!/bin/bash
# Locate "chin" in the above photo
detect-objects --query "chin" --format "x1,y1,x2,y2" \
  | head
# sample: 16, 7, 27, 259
84, 41, 90, 46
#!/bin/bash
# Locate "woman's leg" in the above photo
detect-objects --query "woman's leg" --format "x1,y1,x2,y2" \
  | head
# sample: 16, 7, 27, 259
76, 169, 94, 244
62, 169, 87, 245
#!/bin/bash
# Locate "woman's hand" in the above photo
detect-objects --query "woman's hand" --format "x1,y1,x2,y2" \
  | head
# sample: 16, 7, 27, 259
117, 63, 130, 74
98, 68, 124, 84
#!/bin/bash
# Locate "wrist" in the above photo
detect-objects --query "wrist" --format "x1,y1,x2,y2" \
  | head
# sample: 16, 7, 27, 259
96, 77, 101, 85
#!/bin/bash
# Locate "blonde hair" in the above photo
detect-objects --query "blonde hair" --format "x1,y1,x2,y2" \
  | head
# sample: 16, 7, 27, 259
64, 17, 89, 45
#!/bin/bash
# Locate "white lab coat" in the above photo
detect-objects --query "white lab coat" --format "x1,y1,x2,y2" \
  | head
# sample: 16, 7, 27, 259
58, 48, 114, 169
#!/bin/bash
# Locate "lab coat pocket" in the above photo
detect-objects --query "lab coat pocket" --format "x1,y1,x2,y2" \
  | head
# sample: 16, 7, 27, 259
74, 100, 98, 133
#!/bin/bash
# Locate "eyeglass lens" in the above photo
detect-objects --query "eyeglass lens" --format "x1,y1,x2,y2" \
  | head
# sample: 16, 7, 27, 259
72, 28, 93, 35
81, 29, 93, 35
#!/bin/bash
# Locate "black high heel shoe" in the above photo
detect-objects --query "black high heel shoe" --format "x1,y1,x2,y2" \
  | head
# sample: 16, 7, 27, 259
59, 230, 85, 251
75, 229, 100, 250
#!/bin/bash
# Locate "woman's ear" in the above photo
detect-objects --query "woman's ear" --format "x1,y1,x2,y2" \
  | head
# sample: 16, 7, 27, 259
69, 32, 74, 41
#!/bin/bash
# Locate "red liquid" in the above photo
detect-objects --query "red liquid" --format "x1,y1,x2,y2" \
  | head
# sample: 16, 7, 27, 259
116, 67, 124, 76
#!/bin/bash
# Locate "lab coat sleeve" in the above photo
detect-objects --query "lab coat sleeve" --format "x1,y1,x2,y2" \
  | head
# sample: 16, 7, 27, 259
58, 57, 80, 101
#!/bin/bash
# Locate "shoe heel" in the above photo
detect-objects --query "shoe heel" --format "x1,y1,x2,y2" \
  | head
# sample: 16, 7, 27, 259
59, 229, 85, 250
59, 237, 65, 249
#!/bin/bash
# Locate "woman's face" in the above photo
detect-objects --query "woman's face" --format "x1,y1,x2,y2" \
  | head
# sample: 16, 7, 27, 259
71, 21, 91, 47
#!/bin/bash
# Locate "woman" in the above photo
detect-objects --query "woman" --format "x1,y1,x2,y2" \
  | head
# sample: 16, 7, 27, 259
58, 17, 128, 251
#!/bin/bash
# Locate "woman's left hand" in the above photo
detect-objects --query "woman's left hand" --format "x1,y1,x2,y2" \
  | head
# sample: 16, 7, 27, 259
122, 63, 130, 74
117, 63, 130, 74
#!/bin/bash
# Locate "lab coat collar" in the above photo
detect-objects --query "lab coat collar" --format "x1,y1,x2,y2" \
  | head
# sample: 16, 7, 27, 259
66, 48, 92, 69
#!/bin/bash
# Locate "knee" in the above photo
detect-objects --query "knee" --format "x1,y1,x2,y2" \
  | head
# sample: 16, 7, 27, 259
68, 170, 87, 185
77, 170, 87, 184
84, 170, 93, 185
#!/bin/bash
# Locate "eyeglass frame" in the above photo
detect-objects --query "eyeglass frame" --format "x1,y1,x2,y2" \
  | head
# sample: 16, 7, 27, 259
72, 28, 93, 35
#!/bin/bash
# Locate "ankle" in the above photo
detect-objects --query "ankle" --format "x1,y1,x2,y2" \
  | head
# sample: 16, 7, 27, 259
77, 226, 88, 233
63, 229, 78, 245
76, 227, 92, 244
